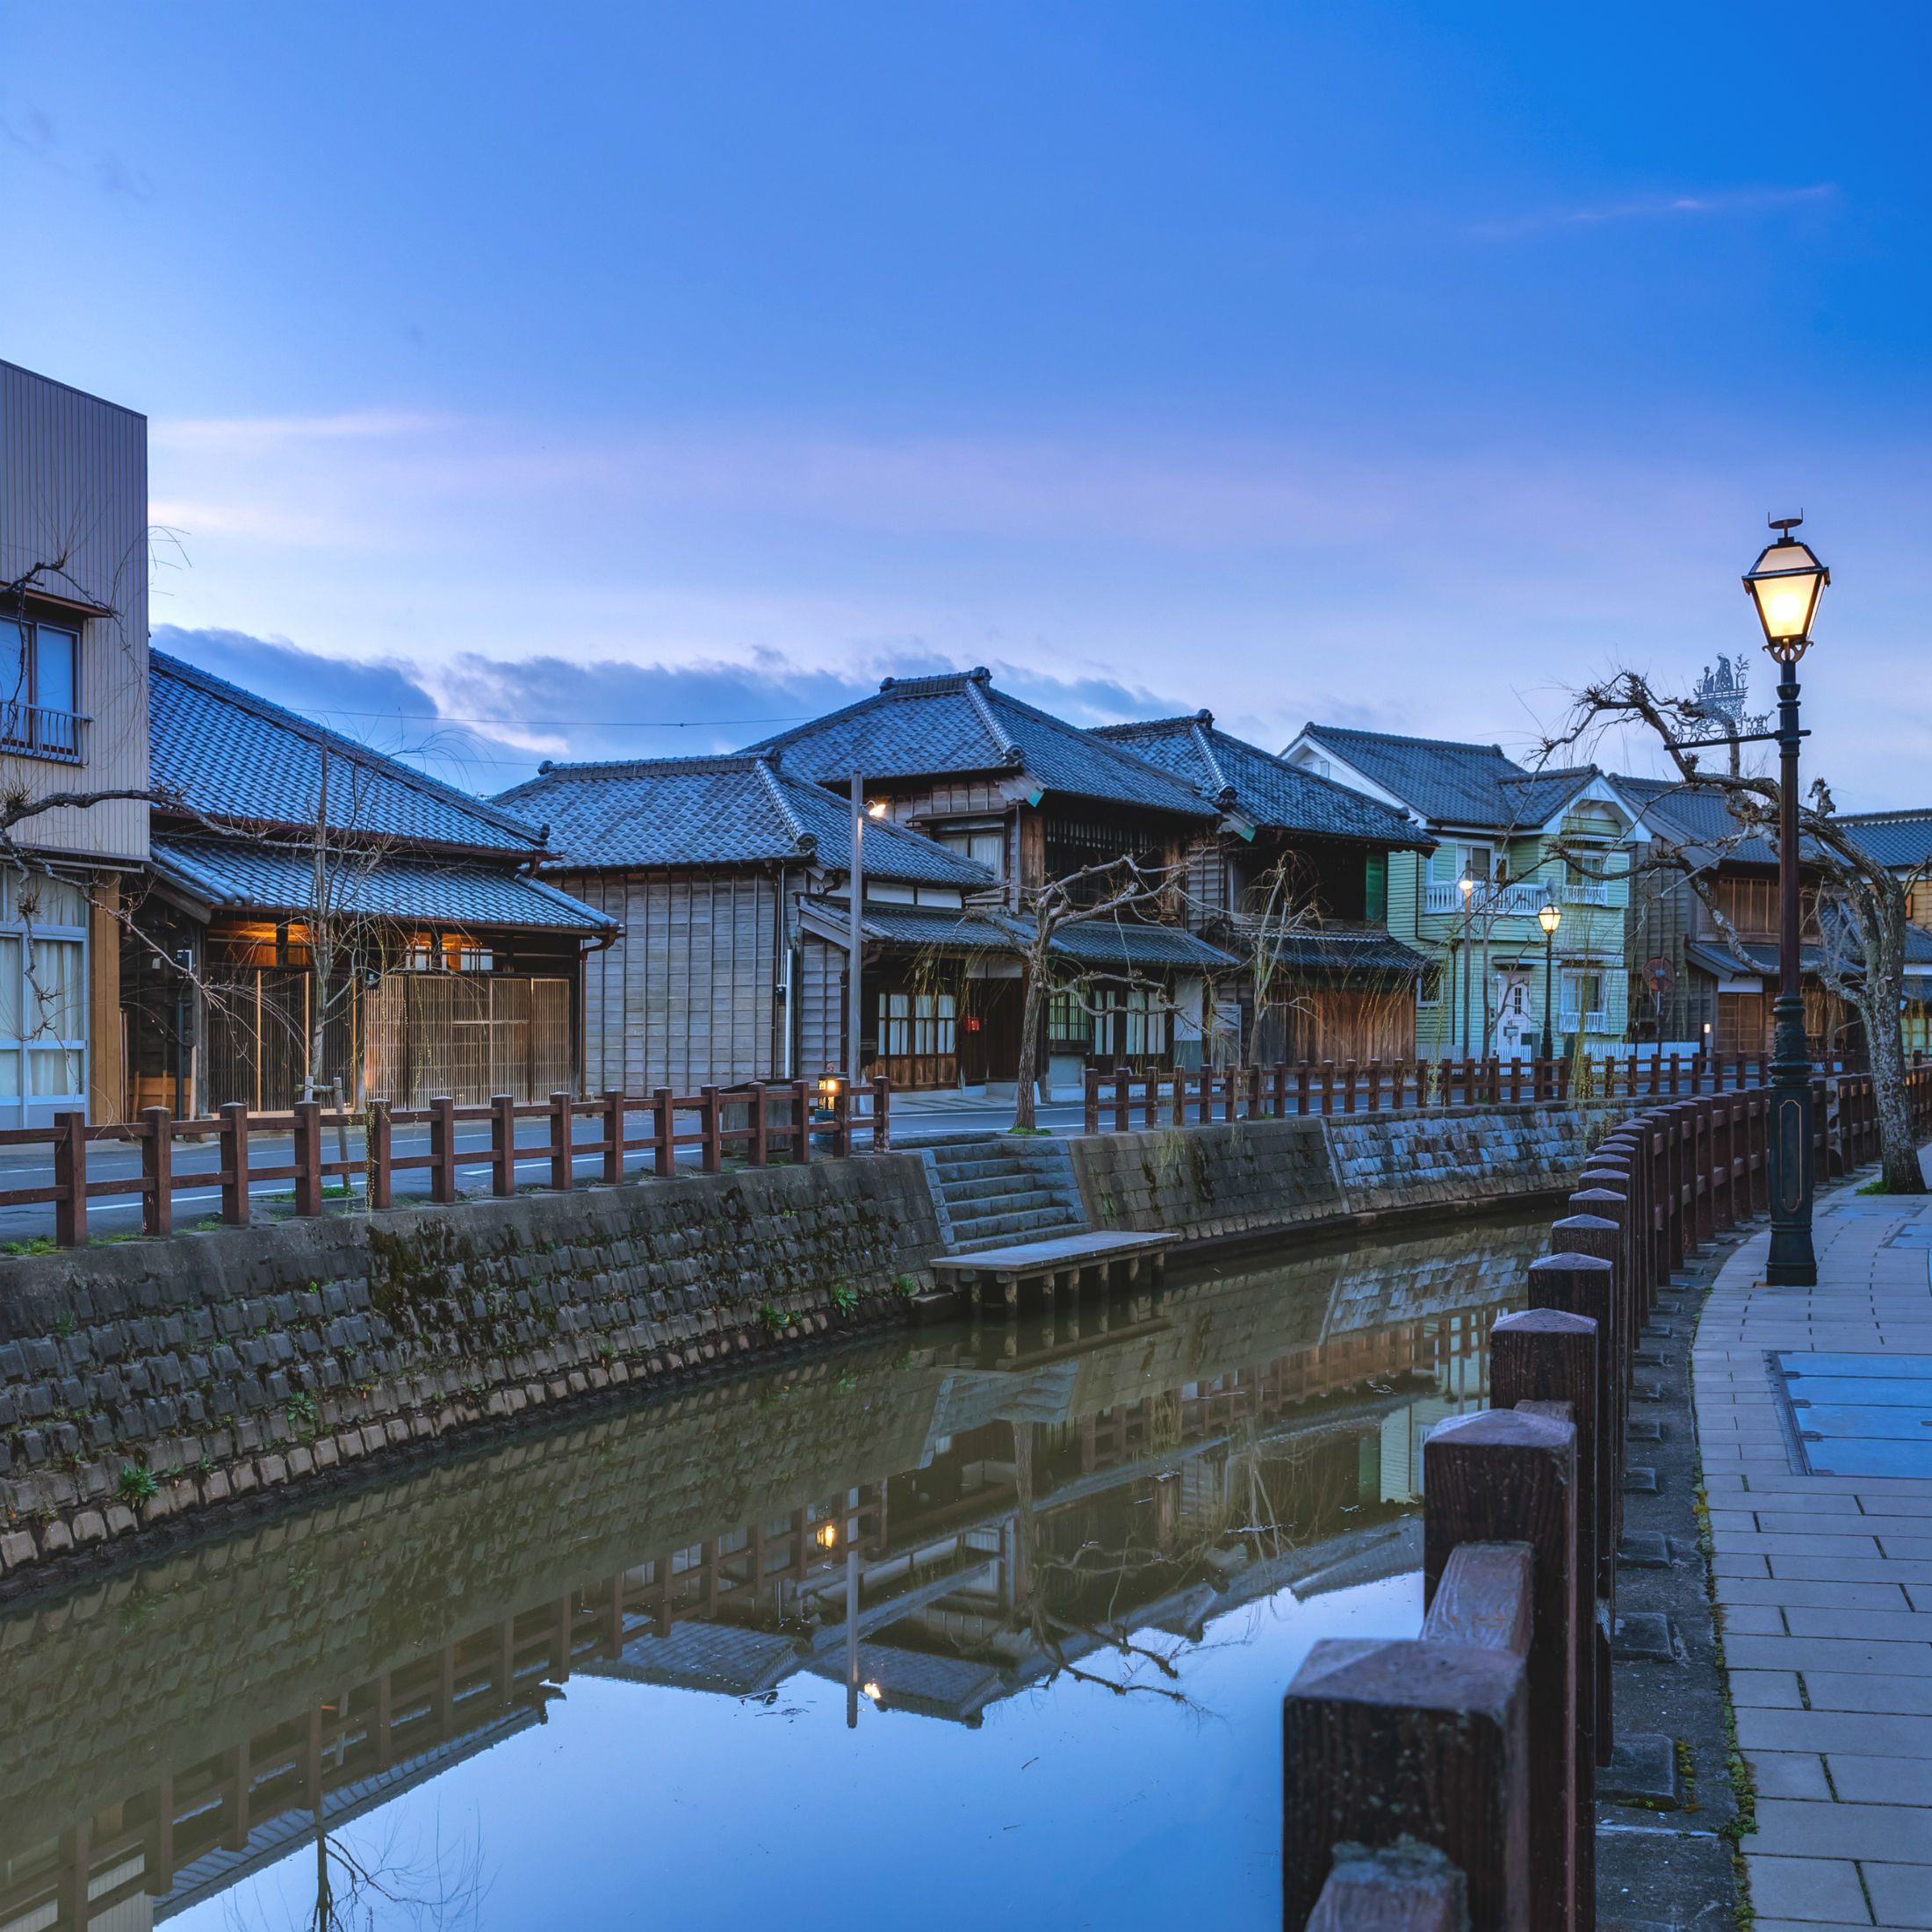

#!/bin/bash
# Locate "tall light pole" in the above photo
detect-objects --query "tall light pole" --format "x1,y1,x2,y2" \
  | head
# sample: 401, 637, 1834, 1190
1743, 517, 1829, 1287
1459, 872, 1475, 1057
1537, 898, 1561, 1061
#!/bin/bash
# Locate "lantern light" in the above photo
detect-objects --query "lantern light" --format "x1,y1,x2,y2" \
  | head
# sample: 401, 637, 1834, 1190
1537, 901, 1561, 937
1742, 516, 1829, 662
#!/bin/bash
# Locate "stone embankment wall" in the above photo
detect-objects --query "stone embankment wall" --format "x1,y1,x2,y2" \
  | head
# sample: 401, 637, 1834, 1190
1070, 1101, 1634, 1243
0, 1157, 940, 1588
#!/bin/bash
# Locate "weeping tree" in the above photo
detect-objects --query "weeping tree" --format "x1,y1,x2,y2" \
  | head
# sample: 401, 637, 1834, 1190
1541, 668, 1928, 1194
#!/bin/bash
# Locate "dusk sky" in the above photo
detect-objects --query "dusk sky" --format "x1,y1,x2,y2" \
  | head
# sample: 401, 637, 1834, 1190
4, 4, 1928, 804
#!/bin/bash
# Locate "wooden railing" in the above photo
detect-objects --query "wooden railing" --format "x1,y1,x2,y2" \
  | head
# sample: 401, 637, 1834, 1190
0, 1077, 893, 1248
1084, 1052, 1932, 1135
1280, 1072, 1932, 1931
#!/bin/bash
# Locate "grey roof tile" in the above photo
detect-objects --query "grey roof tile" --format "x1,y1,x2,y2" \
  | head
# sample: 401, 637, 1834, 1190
1616, 774, 1783, 867
497, 754, 996, 886
742, 671, 1216, 819
1835, 809, 1932, 870
150, 838, 612, 931
1092, 713, 1432, 847
1301, 723, 1595, 830
1261, 927, 1432, 976
151, 651, 545, 854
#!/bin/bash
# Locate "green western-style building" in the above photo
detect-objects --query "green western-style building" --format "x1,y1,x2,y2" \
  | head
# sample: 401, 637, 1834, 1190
1280, 724, 1645, 1061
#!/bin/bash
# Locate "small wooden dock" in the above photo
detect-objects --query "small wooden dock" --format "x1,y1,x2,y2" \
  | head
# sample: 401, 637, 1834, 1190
929, 1229, 1171, 1314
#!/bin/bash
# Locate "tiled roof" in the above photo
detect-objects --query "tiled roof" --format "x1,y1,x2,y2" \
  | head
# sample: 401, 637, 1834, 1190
837, 905, 1016, 951
1616, 775, 1782, 868
1301, 723, 1594, 830
150, 651, 545, 855
1261, 927, 1433, 977
743, 671, 1216, 820
150, 838, 613, 932
497, 755, 995, 886
1091, 713, 1433, 848
1684, 923, 1932, 986
1042, 919, 1238, 970
801, 898, 1236, 968
1835, 809, 1932, 871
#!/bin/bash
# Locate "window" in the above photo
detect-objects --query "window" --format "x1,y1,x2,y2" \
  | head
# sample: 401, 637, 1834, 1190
877, 991, 955, 1057
1049, 989, 1092, 1046
1365, 852, 1388, 924
0, 870, 88, 1121
0, 616, 82, 757
938, 829, 1006, 874
1561, 970, 1605, 1028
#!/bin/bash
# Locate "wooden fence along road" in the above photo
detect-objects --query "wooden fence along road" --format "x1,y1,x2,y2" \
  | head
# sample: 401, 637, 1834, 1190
0, 1054, 1921, 1249
1280, 1072, 1932, 1932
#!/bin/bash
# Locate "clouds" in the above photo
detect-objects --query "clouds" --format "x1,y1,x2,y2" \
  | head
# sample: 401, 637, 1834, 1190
151, 625, 1179, 793
1472, 183, 1836, 242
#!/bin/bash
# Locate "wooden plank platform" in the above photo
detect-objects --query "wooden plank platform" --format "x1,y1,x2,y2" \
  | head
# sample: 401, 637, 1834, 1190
929, 1229, 1171, 1309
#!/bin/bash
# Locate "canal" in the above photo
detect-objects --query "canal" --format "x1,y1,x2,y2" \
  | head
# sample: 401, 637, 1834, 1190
0, 1210, 1551, 1931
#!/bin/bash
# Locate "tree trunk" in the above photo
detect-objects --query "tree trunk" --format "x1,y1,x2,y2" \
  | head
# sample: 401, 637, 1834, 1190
1013, 948, 1049, 1131
1855, 893, 1928, 1193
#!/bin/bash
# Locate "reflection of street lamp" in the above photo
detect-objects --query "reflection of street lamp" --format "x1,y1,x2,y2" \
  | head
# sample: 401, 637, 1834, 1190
1743, 516, 1829, 1287
1537, 899, 1561, 1061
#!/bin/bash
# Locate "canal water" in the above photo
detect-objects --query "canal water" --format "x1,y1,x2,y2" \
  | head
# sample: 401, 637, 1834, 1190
0, 1211, 1550, 1932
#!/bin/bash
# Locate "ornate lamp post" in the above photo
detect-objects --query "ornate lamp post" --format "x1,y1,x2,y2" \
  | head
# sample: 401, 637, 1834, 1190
1537, 899, 1561, 1062
1743, 516, 1829, 1287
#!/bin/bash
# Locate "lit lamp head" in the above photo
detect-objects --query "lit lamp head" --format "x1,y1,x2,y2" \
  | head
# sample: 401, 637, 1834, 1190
1743, 515, 1828, 665
1459, 875, 1474, 901
1537, 900, 1561, 937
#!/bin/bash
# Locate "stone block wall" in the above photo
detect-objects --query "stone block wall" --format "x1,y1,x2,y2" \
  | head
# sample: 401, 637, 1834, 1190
0, 1156, 941, 1583
1069, 1102, 1633, 1243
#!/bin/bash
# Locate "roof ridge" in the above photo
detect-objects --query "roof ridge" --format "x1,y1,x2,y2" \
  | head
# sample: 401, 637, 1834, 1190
754, 758, 813, 847
1307, 721, 1513, 757
981, 683, 1214, 808
963, 674, 1021, 763
152, 649, 546, 846
1089, 714, 1204, 739
1190, 719, 1231, 797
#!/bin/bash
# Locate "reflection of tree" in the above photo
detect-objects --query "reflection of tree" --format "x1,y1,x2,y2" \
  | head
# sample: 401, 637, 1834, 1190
222, 1811, 488, 1932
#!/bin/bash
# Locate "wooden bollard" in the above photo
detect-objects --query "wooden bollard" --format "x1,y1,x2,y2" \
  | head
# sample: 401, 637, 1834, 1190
1283, 1638, 1528, 1932
1523, 1254, 1617, 1597
1493, 1305, 1609, 1776
1424, 1409, 1581, 1932
1306, 1839, 1468, 1932
1563, 1194, 1631, 1427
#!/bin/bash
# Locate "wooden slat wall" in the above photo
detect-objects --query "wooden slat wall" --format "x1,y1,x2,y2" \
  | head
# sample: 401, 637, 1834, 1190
0, 360, 148, 862
561, 869, 777, 1092
798, 933, 843, 1076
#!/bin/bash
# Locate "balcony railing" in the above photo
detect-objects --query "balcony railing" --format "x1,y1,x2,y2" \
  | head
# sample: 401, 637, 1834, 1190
1423, 879, 1552, 918
0, 703, 87, 762
1559, 881, 1612, 905
1559, 1011, 1608, 1034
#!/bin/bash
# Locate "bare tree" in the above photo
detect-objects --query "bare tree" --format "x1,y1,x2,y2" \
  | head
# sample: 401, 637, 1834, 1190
1540, 668, 1928, 1193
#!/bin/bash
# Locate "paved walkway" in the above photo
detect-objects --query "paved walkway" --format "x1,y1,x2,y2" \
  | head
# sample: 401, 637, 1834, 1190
1694, 1152, 1932, 1932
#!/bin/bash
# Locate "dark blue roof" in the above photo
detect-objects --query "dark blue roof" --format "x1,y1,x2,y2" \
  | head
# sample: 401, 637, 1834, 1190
1616, 775, 1782, 868
1038, 919, 1237, 970
1836, 809, 1932, 870
497, 754, 996, 886
151, 838, 613, 932
1263, 927, 1432, 976
1093, 713, 1432, 848
151, 651, 545, 856
743, 671, 1216, 820
1300, 723, 1594, 830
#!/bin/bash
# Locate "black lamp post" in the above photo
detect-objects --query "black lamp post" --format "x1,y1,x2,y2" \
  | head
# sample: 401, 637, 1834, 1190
1537, 898, 1561, 1062
1743, 516, 1829, 1287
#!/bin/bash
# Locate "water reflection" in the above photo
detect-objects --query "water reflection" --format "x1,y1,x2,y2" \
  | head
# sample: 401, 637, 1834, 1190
0, 1213, 1548, 1931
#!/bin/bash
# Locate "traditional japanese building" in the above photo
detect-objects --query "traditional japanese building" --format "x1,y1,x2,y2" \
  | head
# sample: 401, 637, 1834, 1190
743, 669, 1236, 1091
497, 753, 998, 1094
1090, 711, 1435, 1063
1280, 724, 1643, 1058
125, 652, 612, 1114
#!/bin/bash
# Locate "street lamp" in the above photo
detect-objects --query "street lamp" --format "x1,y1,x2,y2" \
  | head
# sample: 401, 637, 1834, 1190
1537, 899, 1561, 1062
1743, 515, 1829, 1287
1459, 873, 1476, 1058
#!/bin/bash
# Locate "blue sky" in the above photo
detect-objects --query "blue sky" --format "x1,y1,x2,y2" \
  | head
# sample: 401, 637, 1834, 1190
4, 3, 1928, 803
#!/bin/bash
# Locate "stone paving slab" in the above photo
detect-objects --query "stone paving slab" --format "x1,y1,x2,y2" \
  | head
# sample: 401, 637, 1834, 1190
1695, 1150, 1932, 1927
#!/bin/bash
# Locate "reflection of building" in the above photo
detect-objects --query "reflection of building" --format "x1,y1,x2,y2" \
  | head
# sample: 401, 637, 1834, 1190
0, 1219, 1542, 1928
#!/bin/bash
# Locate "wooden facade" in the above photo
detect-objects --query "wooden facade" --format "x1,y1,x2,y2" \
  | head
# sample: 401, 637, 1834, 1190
0, 361, 150, 1123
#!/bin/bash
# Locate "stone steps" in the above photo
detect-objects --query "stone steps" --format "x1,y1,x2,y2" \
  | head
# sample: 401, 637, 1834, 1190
919, 1133, 1088, 1254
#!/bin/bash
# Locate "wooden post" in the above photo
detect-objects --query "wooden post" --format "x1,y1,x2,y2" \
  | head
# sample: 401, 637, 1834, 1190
791, 1080, 811, 1165
146, 1768, 175, 1897
429, 1094, 458, 1204
50, 1110, 87, 1248
745, 1084, 767, 1167
141, 1105, 173, 1237
491, 1092, 517, 1196
702, 1084, 724, 1171
830, 1081, 850, 1159
1424, 1408, 1580, 1932
1085, 1065, 1099, 1135
653, 1087, 674, 1175
1495, 1301, 1611, 1777
1282, 1638, 1528, 1932
549, 1090, 575, 1191
1321, 1060, 1335, 1116
604, 1089, 626, 1181
367, 1099, 392, 1209
220, 1101, 251, 1226
873, 1073, 891, 1151
1367, 1057, 1382, 1113
293, 1099, 323, 1215
1306, 1841, 1470, 1932
1344, 1059, 1359, 1114
1298, 1063, 1312, 1116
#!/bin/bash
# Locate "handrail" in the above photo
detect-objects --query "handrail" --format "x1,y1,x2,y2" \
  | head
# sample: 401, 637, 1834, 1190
5, 1076, 896, 1245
